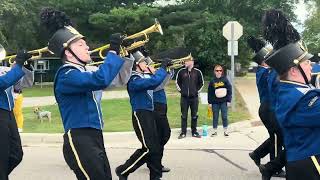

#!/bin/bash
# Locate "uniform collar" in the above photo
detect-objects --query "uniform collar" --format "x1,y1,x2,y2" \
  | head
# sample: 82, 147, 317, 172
279, 80, 310, 88
64, 61, 86, 71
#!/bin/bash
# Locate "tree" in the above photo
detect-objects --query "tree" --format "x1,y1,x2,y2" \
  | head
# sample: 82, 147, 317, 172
0, 0, 297, 77
302, 0, 320, 53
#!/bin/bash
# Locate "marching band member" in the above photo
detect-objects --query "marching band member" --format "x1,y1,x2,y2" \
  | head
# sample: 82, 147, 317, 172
0, 51, 33, 180
263, 9, 320, 180
140, 49, 173, 173
247, 36, 285, 179
115, 52, 171, 180
40, 8, 128, 179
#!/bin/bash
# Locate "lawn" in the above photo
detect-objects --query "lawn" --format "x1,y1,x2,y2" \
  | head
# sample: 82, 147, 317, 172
23, 85, 54, 97
22, 87, 250, 133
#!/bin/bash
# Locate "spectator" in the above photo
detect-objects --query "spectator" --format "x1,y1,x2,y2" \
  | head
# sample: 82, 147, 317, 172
176, 52, 204, 139
208, 64, 232, 137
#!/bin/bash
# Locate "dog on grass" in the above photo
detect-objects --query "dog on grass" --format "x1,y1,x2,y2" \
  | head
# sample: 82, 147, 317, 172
33, 107, 52, 123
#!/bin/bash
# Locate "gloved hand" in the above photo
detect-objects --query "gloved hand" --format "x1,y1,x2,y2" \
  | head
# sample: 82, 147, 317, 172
122, 39, 134, 48
23, 60, 34, 71
15, 50, 32, 66
138, 46, 149, 57
109, 33, 124, 55
160, 58, 172, 69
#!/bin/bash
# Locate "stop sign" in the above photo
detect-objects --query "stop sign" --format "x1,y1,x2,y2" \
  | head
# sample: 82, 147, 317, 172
223, 21, 243, 40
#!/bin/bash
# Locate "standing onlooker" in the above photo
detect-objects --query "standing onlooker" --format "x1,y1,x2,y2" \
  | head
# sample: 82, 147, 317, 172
176, 52, 204, 139
208, 64, 232, 136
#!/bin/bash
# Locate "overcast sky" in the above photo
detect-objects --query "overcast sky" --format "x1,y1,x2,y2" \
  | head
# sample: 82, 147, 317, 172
294, 0, 309, 32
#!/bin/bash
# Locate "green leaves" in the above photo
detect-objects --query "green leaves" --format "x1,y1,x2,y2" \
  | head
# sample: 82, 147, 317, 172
0, 0, 297, 76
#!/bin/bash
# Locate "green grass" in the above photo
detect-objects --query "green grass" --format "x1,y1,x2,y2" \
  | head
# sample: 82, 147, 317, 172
23, 85, 54, 97
22, 88, 250, 133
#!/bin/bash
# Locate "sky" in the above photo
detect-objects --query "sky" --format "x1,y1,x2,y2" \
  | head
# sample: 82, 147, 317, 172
294, 0, 309, 33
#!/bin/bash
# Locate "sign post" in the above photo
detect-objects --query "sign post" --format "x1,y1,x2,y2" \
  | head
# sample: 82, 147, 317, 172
223, 21, 243, 110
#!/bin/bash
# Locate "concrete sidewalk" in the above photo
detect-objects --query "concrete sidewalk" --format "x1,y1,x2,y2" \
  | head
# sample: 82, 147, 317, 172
235, 77, 260, 121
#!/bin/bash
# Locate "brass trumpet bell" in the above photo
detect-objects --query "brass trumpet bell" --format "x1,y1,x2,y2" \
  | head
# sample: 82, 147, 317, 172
0, 44, 6, 61
89, 18, 163, 60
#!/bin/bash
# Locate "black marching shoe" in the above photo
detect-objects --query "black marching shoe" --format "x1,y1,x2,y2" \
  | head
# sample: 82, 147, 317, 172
273, 169, 286, 178
192, 132, 201, 138
249, 152, 260, 166
259, 164, 272, 180
115, 167, 128, 180
178, 133, 186, 139
162, 166, 171, 173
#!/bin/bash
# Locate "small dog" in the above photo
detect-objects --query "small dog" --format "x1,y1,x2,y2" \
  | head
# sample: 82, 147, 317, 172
33, 107, 52, 123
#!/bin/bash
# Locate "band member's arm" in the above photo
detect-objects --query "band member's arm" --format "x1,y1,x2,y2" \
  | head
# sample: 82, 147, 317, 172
175, 68, 183, 91
56, 52, 124, 94
288, 94, 320, 127
0, 65, 25, 90
154, 71, 172, 92
128, 68, 167, 92
14, 66, 34, 89
197, 69, 204, 93
108, 54, 134, 88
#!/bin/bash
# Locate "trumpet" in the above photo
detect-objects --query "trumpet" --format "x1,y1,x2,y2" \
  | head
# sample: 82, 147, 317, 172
150, 54, 193, 69
89, 18, 163, 59
0, 44, 52, 65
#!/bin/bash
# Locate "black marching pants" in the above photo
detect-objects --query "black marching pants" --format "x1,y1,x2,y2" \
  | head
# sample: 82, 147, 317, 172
0, 109, 23, 180
180, 96, 199, 134
286, 155, 320, 180
63, 128, 112, 180
253, 102, 285, 173
154, 103, 171, 166
116, 110, 162, 179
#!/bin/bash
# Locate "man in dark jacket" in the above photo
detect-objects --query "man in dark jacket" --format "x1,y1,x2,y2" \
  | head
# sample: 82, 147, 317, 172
176, 54, 204, 139
207, 64, 232, 136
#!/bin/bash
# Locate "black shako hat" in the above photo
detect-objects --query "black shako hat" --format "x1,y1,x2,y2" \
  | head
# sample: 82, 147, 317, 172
265, 42, 313, 75
40, 8, 84, 57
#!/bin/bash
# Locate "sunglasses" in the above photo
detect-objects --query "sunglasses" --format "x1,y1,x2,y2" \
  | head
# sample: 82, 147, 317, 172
215, 70, 222, 72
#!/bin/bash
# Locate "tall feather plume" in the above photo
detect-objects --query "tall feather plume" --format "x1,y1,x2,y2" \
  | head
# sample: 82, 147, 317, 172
247, 36, 266, 53
40, 7, 73, 36
262, 9, 300, 50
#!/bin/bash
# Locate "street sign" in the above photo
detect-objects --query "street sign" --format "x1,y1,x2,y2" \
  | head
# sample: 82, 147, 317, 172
228, 41, 238, 56
222, 21, 243, 111
223, 21, 243, 41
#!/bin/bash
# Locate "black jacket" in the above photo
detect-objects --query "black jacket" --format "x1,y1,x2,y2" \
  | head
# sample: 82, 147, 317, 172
175, 67, 204, 98
207, 76, 232, 104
